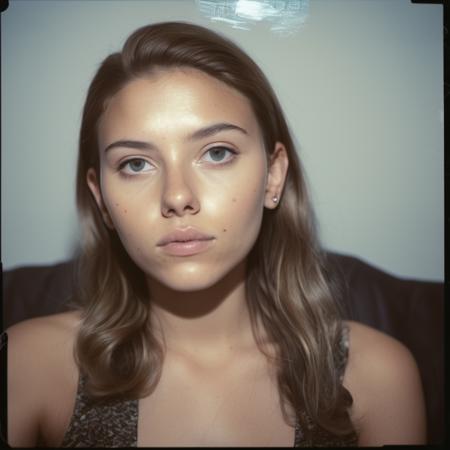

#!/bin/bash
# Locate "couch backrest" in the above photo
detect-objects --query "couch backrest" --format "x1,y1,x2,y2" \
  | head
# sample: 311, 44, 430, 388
2, 252, 444, 444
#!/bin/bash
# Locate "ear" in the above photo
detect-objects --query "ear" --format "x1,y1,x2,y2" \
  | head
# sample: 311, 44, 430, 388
86, 168, 115, 229
264, 142, 289, 209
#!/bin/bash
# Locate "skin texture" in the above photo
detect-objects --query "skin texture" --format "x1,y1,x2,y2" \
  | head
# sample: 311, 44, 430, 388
6, 316, 427, 446
88, 68, 289, 357
6, 67, 426, 447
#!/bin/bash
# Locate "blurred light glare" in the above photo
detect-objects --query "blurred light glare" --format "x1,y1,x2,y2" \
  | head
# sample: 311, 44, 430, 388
196, 0, 309, 35
235, 0, 275, 21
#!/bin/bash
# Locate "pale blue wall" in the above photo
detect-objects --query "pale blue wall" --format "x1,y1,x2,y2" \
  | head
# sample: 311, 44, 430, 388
1, 0, 443, 281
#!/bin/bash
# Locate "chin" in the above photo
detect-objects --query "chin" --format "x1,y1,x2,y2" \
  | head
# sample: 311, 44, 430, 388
144, 262, 227, 292
146, 255, 248, 294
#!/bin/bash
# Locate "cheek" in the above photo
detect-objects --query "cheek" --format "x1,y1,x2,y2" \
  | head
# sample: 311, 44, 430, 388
233, 189, 265, 237
103, 185, 130, 225
213, 168, 267, 250
101, 183, 153, 248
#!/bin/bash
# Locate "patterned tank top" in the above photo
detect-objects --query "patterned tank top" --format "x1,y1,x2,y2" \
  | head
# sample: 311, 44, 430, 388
61, 324, 358, 447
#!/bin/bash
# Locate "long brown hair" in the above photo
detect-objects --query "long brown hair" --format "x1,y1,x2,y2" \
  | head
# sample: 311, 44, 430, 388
74, 21, 356, 439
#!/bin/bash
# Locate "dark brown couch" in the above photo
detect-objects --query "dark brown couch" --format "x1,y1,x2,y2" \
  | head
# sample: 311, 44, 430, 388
1, 252, 444, 444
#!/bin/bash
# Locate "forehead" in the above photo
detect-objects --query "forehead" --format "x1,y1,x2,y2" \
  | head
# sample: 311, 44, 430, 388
97, 68, 260, 141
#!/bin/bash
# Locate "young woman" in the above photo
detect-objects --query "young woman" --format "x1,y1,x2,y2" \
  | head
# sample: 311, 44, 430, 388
7, 22, 426, 447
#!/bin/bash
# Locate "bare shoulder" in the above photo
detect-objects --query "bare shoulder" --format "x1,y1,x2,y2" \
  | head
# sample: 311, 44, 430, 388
7, 311, 82, 447
344, 320, 418, 372
7, 310, 82, 369
7, 310, 81, 338
343, 320, 426, 446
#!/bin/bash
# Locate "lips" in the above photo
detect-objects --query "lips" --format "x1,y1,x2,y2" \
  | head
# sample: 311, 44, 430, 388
157, 227, 215, 247
159, 239, 215, 257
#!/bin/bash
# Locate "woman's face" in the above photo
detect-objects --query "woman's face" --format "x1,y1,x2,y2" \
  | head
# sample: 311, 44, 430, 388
89, 68, 283, 292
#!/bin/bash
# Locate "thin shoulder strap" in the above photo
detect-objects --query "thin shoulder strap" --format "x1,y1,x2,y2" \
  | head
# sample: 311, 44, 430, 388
61, 374, 138, 447
337, 322, 351, 383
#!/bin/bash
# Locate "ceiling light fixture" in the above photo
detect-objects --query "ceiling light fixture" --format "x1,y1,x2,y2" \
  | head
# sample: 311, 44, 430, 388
196, 0, 309, 35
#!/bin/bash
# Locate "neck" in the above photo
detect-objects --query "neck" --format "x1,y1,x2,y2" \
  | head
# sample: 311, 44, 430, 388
146, 259, 257, 362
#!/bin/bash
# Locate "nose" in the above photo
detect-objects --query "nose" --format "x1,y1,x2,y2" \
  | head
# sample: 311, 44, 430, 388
160, 165, 200, 218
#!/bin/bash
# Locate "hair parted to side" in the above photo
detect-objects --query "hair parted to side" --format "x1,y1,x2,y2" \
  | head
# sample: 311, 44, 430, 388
74, 21, 357, 439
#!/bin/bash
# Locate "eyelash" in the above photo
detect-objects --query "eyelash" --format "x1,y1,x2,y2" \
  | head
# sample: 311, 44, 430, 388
117, 146, 239, 177
201, 146, 238, 165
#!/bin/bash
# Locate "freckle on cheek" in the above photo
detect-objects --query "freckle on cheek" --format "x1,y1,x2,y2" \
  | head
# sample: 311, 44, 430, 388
223, 228, 227, 232
124, 209, 127, 214
232, 198, 237, 202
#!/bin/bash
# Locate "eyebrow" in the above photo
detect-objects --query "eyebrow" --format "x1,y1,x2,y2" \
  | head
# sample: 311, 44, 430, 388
103, 122, 248, 153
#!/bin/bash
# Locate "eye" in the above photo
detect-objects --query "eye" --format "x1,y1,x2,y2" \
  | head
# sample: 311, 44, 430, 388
118, 158, 153, 175
202, 146, 238, 165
